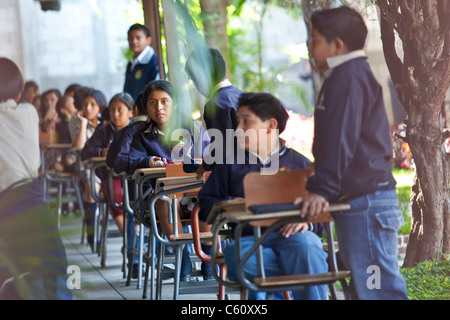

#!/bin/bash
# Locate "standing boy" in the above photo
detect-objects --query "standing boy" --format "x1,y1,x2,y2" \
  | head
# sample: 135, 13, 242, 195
294, 6, 408, 299
124, 23, 160, 101
185, 47, 244, 173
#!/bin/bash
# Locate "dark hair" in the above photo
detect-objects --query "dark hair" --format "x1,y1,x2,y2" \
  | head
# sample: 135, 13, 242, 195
128, 23, 150, 38
109, 92, 135, 111
19, 80, 39, 103
311, 6, 368, 51
135, 91, 146, 115
73, 86, 91, 111
101, 107, 110, 123
238, 92, 289, 134
0, 57, 24, 103
64, 83, 81, 96
40, 88, 62, 113
83, 89, 108, 112
56, 95, 72, 118
142, 80, 175, 106
185, 47, 226, 84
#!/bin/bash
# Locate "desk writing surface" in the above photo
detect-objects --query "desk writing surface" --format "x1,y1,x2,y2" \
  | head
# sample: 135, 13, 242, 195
132, 167, 166, 180
41, 143, 73, 150
89, 157, 107, 163
219, 203, 351, 224
154, 175, 205, 196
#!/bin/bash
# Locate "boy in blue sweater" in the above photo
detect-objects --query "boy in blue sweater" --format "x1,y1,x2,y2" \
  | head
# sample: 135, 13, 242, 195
198, 92, 328, 300
294, 6, 408, 300
185, 47, 244, 173
124, 24, 160, 101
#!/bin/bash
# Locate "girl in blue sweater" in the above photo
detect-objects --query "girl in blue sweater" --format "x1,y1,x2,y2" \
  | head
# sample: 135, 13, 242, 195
127, 80, 210, 281
81, 93, 134, 246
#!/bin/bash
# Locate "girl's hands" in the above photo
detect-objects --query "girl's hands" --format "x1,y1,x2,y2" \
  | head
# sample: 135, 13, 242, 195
148, 157, 167, 168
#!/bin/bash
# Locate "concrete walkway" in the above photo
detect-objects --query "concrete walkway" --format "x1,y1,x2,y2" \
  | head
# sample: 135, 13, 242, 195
60, 214, 345, 301
60, 214, 240, 300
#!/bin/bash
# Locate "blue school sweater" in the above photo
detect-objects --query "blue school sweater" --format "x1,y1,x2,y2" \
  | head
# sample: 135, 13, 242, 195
203, 85, 244, 170
106, 120, 150, 174
306, 57, 396, 203
126, 121, 209, 176
124, 49, 160, 101
204, 85, 244, 134
81, 122, 130, 180
198, 144, 318, 237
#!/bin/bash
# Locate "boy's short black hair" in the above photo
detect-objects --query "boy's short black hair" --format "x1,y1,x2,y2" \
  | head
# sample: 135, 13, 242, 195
311, 6, 368, 51
128, 23, 151, 38
0, 57, 24, 103
185, 47, 226, 84
238, 92, 289, 134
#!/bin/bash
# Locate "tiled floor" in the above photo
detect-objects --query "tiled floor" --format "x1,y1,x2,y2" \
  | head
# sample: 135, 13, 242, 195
60, 214, 240, 300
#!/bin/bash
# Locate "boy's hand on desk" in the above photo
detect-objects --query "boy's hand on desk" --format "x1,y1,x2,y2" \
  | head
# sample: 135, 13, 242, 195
280, 222, 308, 238
195, 163, 205, 180
294, 193, 329, 219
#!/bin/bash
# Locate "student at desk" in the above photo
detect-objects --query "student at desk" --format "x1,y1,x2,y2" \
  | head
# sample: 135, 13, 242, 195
126, 80, 211, 282
81, 92, 134, 238
105, 92, 148, 278
197, 92, 328, 300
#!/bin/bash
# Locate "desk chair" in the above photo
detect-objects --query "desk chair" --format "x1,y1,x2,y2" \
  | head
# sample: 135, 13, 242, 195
40, 143, 84, 229
191, 206, 231, 300
126, 167, 166, 288
87, 157, 109, 267
106, 168, 128, 278
140, 163, 208, 300
208, 169, 352, 300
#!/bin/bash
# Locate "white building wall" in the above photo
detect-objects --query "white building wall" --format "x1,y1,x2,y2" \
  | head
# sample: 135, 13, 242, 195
0, 0, 135, 101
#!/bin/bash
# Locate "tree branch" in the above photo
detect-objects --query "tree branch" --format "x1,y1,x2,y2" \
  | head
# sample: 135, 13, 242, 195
377, 1, 405, 104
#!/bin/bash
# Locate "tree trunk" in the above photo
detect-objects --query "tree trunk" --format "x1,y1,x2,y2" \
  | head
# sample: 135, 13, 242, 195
199, 0, 231, 78
403, 112, 450, 267
377, 0, 450, 266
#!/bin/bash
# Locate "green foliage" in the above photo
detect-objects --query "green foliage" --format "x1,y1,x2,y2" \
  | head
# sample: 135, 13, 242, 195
393, 169, 413, 235
400, 255, 450, 300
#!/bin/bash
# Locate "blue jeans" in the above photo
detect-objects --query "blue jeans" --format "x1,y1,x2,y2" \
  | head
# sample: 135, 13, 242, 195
331, 189, 408, 300
224, 230, 328, 300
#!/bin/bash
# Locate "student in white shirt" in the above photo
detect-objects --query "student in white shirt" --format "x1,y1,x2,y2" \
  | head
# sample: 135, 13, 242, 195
0, 57, 71, 300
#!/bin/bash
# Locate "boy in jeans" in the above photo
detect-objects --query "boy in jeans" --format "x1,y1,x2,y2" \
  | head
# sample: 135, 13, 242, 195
294, 6, 408, 299
198, 92, 328, 300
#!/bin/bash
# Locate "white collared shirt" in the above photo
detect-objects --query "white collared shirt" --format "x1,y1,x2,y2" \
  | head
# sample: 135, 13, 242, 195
144, 122, 164, 135
0, 99, 40, 192
247, 140, 283, 165
130, 45, 155, 71
213, 79, 232, 94
315, 50, 367, 108
326, 49, 367, 71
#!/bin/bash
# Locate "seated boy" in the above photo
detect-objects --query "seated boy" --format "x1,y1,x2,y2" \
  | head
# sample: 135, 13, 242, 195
197, 92, 328, 300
